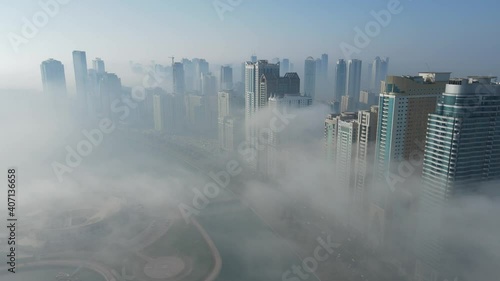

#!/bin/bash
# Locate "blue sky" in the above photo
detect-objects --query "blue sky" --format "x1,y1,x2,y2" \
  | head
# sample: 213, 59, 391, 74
1, 0, 499, 90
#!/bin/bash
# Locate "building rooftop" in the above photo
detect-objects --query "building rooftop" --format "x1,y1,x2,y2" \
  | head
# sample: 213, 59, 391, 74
283, 72, 300, 79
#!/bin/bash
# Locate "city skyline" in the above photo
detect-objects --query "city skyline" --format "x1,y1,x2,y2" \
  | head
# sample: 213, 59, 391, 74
2, 0, 500, 91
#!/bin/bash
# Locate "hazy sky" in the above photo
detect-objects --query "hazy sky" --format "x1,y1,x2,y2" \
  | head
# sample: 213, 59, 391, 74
1, 0, 499, 90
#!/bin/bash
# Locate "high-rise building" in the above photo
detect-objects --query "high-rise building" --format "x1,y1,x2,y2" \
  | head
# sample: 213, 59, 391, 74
172, 62, 185, 94
72, 51, 88, 118
257, 72, 300, 99
346, 59, 362, 111
95, 73, 122, 119
325, 112, 357, 164
374, 72, 451, 183
150, 88, 172, 132
381, 57, 389, 88
40, 58, 67, 112
201, 72, 217, 96
278, 72, 301, 95
321, 54, 329, 81
315, 58, 323, 98
41, 58, 67, 97
370, 57, 389, 93
220, 65, 233, 91
218, 90, 244, 152
336, 116, 359, 193
92, 58, 105, 74
371, 72, 450, 253
414, 76, 500, 281
354, 106, 379, 207
182, 58, 195, 93
281, 58, 290, 74
324, 111, 359, 212
245, 60, 280, 142
192, 58, 209, 91
304, 57, 316, 99
335, 59, 347, 101
250, 55, 257, 63
359, 90, 378, 110
185, 94, 205, 131
325, 107, 378, 230
315, 58, 323, 77
340, 95, 353, 113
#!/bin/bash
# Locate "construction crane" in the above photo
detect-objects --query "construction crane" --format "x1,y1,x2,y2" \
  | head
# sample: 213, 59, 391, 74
168, 56, 174, 66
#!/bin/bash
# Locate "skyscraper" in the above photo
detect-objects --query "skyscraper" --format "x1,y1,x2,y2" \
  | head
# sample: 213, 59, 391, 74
324, 111, 359, 220
340, 95, 353, 113
92, 58, 105, 74
220, 65, 233, 91
370, 57, 389, 93
218, 90, 244, 152
149, 88, 172, 132
72, 51, 88, 118
415, 76, 500, 281
245, 60, 280, 132
250, 55, 257, 63
245, 60, 280, 170
182, 58, 195, 93
96, 73, 122, 119
335, 59, 347, 101
359, 90, 378, 110
193, 58, 209, 91
201, 72, 217, 96
40, 58, 67, 112
321, 54, 329, 81
374, 72, 451, 183
324, 106, 378, 231
336, 116, 359, 193
345, 59, 362, 111
324, 112, 357, 163
315, 58, 323, 98
304, 57, 316, 99
354, 106, 379, 208
381, 57, 389, 88
281, 58, 290, 74
371, 72, 450, 253
172, 62, 185, 94
279, 72, 301, 95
